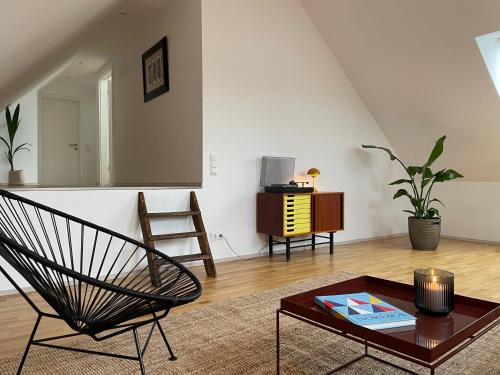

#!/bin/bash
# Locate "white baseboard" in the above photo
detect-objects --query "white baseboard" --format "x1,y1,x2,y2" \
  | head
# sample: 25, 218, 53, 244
441, 235, 500, 246
209, 232, 408, 263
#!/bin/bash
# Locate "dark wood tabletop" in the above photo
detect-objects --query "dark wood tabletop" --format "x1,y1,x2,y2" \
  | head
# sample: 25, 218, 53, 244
280, 276, 499, 363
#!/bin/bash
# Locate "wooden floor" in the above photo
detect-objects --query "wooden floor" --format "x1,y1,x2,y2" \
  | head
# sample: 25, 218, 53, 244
0, 235, 499, 357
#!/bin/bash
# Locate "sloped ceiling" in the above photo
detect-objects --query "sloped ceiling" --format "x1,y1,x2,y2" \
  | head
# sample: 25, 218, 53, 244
0, 0, 127, 107
302, 0, 500, 181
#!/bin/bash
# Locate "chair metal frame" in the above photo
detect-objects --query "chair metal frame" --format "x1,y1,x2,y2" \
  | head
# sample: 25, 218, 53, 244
0, 190, 202, 374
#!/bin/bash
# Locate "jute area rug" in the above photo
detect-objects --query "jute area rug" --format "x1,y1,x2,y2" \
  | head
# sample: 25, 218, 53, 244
0, 271, 498, 374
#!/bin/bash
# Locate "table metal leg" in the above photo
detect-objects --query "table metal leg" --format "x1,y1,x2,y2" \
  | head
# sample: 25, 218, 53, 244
269, 235, 273, 257
311, 234, 316, 252
276, 310, 280, 375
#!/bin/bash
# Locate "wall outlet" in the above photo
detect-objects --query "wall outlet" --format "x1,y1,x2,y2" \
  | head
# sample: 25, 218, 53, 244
210, 232, 224, 241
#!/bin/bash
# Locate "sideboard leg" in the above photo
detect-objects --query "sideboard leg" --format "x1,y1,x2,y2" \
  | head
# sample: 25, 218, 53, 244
286, 237, 291, 261
329, 232, 334, 254
311, 233, 316, 252
269, 235, 273, 257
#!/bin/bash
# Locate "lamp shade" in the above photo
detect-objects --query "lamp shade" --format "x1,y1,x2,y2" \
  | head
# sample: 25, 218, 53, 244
307, 168, 320, 177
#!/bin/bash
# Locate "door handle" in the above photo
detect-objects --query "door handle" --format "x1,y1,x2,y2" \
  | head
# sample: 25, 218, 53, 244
69, 143, 78, 150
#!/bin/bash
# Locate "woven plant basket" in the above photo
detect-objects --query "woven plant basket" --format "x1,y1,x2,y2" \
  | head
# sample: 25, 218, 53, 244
408, 217, 441, 250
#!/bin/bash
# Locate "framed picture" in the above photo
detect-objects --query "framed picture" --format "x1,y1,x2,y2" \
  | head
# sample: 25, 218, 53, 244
142, 36, 169, 102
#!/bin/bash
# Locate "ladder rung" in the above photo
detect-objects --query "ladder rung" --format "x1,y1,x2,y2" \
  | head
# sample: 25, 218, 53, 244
150, 231, 205, 240
146, 210, 200, 218
158, 253, 211, 263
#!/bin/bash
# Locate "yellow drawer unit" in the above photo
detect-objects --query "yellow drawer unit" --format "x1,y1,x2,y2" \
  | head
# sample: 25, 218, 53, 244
283, 194, 311, 235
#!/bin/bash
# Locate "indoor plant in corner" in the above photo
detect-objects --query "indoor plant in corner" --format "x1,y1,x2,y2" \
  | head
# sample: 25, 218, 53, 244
1, 104, 31, 185
362, 136, 463, 250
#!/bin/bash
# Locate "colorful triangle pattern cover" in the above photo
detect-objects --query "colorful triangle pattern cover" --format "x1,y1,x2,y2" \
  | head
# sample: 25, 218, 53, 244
314, 292, 415, 330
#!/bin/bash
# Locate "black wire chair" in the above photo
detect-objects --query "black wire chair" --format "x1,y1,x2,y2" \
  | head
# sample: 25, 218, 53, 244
0, 189, 202, 374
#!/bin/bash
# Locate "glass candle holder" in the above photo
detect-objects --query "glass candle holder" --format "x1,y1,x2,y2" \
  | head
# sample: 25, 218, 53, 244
414, 269, 454, 315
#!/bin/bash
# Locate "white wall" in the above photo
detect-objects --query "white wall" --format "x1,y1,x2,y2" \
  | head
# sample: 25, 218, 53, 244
0, 0, 406, 293
112, 0, 203, 186
438, 182, 500, 242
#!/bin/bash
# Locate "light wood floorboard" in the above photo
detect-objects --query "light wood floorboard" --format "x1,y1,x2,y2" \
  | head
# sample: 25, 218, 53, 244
0, 236, 498, 357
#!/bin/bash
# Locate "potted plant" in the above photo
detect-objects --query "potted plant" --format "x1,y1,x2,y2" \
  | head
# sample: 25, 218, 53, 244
1, 104, 31, 185
362, 135, 463, 250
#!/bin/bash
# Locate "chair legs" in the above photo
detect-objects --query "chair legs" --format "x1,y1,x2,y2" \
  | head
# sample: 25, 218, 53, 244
16, 315, 176, 375
17, 314, 42, 375
133, 329, 147, 375
156, 320, 177, 361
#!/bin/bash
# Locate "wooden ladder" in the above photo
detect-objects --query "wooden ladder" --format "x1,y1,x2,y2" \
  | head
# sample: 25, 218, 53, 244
138, 191, 217, 286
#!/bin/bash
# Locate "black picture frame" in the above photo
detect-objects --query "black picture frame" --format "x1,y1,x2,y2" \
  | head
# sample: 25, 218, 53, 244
142, 36, 169, 102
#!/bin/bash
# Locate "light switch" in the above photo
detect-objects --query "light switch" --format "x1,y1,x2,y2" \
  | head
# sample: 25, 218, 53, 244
210, 154, 217, 175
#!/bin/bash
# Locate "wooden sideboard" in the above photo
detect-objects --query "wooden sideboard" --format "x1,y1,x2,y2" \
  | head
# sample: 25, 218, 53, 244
257, 192, 344, 261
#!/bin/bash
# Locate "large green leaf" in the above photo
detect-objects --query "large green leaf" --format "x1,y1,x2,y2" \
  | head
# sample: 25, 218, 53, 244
0, 136, 11, 152
422, 167, 433, 179
403, 210, 416, 216
5, 105, 12, 128
362, 145, 397, 161
427, 135, 446, 166
13, 142, 31, 155
420, 167, 434, 188
393, 188, 411, 200
389, 179, 412, 185
426, 208, 440, 218
406, 166, 422, 177
5, 104, 20, 145
421, 179, 432, 189
411, 197, 424, 208
434, 169, 463, 182
11, 106, 20, 142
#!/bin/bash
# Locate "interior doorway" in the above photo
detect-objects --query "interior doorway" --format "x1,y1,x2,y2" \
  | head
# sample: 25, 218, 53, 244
98, 68, 113, 185
39, 96, 81, 185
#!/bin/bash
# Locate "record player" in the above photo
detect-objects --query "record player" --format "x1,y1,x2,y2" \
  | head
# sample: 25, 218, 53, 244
260, 156, 314, 193
264, 181, 314, 193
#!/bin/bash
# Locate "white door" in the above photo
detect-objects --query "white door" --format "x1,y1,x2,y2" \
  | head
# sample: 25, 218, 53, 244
40, 96, 80, 185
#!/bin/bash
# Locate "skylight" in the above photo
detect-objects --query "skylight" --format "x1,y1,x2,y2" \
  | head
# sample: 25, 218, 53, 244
476, 31, 500, 97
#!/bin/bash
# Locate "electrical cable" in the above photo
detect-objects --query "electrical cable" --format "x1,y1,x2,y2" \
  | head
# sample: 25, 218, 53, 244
219, 234, 268, 260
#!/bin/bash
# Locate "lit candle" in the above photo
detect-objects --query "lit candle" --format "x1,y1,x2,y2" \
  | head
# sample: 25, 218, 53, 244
414, 268, 454, 315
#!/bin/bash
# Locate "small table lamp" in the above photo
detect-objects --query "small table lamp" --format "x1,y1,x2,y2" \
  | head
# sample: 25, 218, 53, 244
307, 168, 320, 192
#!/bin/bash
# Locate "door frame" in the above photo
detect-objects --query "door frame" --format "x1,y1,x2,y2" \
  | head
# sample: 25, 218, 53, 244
97, 64, 114, 185
38, 93, 82, 185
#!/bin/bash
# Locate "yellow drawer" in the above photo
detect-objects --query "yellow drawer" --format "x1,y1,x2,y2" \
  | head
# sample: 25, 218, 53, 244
284, 201, 310, 209
284, 194, 311, 202
283, 206, 311, 215
284, 226, 311, 235
284, 217, 310, 225
284, 212, 310, 220
284, 222, 311, 230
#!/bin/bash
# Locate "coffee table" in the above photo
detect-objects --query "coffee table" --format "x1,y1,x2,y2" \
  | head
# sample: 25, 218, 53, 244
276, 276, 499, 374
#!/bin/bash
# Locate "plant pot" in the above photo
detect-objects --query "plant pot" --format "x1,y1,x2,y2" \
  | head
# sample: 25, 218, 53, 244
408, 217, 441, 250
8, 170, 25, 186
